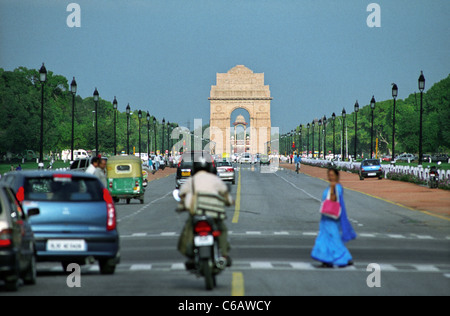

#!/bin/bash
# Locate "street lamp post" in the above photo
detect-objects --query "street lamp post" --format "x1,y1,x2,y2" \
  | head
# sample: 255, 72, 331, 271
323, 116, 327, 159
146, 112, 150, 159
299, 125, 302, 156
318, 119, 322, 158
162, 118, 165, 154
138, 110, 142, 158
312, 120, 315, 158
307, 123, 310, 158
70, 77, 77, 161
113, 97, 117, 155
153, 117, 157, 154
167, 121, 171, 155
418, 71, 425, 166
391, 84, 398, 161
126, 104, 131, 155
370, 96, 376, 159
342, 108, 346, 161
332, 112, 336, 159
39, 63, 47, 163
93, 88, 99, 157
354, 101, 359, 160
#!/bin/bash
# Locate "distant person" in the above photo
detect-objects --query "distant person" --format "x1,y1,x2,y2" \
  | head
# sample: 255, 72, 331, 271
16, 164, 22, 171
10, 165, 14, 171
154, 155, 160, 171
86, 156, 100, 174
94, 158, 107, 187
311, 168, 356, 268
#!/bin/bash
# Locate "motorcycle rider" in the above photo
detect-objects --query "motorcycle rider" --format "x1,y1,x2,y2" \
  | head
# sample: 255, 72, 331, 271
177, 155, 233, 267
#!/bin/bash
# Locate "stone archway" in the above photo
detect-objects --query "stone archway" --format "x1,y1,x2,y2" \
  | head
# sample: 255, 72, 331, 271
209, 65, 272, 156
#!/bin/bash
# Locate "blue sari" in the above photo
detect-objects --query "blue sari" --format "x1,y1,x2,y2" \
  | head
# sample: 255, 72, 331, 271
311, 184, 356, 266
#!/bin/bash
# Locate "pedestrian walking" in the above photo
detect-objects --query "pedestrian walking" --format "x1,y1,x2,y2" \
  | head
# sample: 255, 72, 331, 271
86, 156, 100, 174
154, 155, 160, 171
311, 168, 356, 267
94, 157, 107, 187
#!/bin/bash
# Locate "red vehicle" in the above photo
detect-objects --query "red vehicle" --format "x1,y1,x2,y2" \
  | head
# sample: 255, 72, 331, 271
381, 155, 392, 162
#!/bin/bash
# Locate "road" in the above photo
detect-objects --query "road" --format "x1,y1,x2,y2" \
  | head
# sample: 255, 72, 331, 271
2, 164, 450, 296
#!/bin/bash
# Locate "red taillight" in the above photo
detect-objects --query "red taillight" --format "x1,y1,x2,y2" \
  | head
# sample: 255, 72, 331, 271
16, 186, 25, 202
103, 188, 116, 231
135, 180, 139, 187
53, 174, 72, 179
0, 229, 12, 247
194, 221, 212, 236
212, 230, 221, 237
226, 168, 234, 172
109, 181, 113, 189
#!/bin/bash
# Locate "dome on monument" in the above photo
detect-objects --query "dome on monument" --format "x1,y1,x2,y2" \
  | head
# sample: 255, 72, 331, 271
235, 114, 246, 124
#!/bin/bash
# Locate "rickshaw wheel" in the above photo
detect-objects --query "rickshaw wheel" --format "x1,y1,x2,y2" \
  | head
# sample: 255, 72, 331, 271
126, 199, 131, 204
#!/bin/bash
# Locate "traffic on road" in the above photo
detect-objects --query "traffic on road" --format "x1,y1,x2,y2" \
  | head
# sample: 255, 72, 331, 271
1, 153, 449, 296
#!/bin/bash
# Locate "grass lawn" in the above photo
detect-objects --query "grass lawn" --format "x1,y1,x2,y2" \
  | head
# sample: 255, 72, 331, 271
0, 161, 70, 175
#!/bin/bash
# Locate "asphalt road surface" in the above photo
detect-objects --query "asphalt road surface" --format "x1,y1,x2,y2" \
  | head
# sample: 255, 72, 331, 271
2, 165, 449, 296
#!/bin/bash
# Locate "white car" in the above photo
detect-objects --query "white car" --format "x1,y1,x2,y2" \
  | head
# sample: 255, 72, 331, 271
239, 153, 252, 164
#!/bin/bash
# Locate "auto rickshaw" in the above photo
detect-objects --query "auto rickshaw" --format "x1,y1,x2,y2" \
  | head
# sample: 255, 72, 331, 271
107, 155, 145, 204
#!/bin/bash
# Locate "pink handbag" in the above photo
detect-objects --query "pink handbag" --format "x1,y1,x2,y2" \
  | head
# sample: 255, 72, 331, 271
320, 189, 341, 220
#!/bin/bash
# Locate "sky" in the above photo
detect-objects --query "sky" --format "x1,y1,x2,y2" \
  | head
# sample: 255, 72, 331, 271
1, 0, 449, 134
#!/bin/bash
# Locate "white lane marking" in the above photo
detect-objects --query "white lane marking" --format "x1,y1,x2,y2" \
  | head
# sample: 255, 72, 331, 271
160, 232, 177, 236
171, 263, 185, 270
132, 233, 147, 237
274, 173, 322, 202
290, 262, 315, 270
386, 234, 406, 239
88, 265, 100, 272
444, 273, 450, 278
130, 264, 152, 271
274, 231, 290, 235
117, 191, 172, 222
414, 235, 434, 239
302, 232, 318, 236
359, 233, 376, 237
413, 264, 440, 272
246, 231, 262, 235
250, 262, 273, 269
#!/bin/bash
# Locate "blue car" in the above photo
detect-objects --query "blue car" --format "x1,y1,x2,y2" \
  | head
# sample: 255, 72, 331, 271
359, 159, 383, 180
0, 171, 120, 274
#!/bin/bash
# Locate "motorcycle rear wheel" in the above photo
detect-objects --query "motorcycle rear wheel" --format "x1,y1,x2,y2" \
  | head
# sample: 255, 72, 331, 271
202, 259, 214, 290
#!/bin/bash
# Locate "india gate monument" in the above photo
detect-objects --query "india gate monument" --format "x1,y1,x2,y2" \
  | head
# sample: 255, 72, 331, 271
209, 65, 272, 156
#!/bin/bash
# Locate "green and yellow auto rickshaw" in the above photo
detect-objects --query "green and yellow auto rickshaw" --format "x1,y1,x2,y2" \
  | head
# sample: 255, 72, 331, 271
107, 155, 145, 204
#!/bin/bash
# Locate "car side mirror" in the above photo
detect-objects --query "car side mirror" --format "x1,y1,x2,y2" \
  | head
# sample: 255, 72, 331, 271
27, 208, 40, 217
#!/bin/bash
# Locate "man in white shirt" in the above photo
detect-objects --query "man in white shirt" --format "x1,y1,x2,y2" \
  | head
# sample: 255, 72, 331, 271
94, 158, 107, 187
85, 156, 99, 174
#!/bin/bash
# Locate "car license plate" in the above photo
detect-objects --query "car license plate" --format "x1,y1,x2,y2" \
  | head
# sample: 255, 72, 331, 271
368, 172, 376, 176
194, 235, 214, 246
181, 170, 191, 177
46, 239, 86, 252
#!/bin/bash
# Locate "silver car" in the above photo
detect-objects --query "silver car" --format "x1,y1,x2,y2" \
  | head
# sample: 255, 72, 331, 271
216, 161, 236, 185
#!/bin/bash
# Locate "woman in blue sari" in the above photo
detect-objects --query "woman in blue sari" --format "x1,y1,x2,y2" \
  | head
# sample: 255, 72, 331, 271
311, 168, 357, 267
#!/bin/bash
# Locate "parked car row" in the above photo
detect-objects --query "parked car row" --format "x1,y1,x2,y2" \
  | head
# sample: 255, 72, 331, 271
0, 170, 120, 292
380, 153, 449, 163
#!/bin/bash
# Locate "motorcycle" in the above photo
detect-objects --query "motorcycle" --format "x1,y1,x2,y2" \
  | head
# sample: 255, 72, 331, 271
428, 161, 441, 189
173, 189, 227, 290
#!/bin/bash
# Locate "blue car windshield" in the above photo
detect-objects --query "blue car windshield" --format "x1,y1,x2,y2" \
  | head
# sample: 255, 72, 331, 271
362, 160, 380, 166
24, 177, 103, 202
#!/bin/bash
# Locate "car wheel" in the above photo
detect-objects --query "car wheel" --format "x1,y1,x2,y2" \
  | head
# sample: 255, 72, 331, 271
4, 275, 19, 291
99, 259, 116, 275
359, 175, 364, 180
126, 198, 131, 204
140, 198, 144, 204
23, 254, 37, 285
